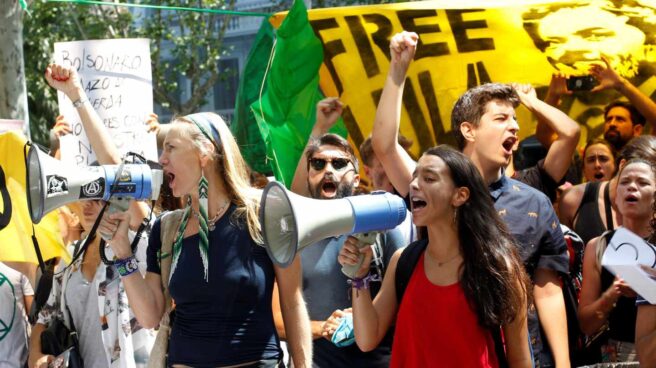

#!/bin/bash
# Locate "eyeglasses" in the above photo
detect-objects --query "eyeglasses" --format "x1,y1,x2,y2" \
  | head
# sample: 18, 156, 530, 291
308, 157, 352, 171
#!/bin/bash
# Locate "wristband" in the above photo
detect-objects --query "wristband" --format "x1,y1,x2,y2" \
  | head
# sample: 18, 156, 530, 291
72, 97, 88, 108
115, 255, 139, 277
347, 273, 380, 291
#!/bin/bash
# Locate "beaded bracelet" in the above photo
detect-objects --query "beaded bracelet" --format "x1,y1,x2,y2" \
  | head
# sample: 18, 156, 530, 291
115, 255, 139, 277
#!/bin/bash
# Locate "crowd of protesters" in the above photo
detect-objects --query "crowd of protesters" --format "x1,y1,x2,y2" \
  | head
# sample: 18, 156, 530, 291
2, 29, 656, 368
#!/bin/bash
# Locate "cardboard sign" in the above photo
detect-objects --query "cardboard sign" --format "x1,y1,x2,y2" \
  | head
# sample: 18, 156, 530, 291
54, 38, 157, 166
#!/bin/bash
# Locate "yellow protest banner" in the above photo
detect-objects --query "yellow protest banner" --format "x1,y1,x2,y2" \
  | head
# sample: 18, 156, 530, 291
0, 131, 69, 264
273, 0, 656, 157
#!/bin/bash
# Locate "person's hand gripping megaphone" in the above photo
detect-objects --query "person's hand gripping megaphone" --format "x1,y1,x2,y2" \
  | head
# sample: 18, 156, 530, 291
98, 209, 134, 260
338, 232, 378, 279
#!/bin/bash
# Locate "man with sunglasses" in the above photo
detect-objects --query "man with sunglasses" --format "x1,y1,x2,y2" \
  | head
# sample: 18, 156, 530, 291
288, 98, 406, 367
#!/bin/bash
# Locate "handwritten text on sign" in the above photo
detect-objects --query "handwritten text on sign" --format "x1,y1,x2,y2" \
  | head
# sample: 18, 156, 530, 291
54, 38, 157, 166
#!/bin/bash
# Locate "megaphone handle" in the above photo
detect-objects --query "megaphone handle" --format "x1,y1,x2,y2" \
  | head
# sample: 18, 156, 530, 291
341, 232, 378, 279
99, 198, 131, 241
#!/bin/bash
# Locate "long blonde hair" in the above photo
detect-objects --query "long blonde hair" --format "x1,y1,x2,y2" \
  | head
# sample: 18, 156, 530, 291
174, 113, 263, 244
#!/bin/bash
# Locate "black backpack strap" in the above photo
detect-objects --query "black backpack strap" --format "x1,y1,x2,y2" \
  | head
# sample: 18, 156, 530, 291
603, 183, 614, 230
72, 240, 82, 256
394, 238, 428, 306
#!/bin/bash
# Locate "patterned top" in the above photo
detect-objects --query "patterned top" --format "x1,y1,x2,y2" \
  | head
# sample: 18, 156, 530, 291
489, 175, 569, 367
37, 231, 155, 368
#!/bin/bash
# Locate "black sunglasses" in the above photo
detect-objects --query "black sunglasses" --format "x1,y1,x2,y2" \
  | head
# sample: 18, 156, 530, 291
308, 157, 352, 171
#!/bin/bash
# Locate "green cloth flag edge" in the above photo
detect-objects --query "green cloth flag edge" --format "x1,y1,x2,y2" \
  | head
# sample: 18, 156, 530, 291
249, 0, 346, 187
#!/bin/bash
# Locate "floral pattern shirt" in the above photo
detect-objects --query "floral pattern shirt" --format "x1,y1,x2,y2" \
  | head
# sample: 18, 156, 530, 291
37, 230, 156, 368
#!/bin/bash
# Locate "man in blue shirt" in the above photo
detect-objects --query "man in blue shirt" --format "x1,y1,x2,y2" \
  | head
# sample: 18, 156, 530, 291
371, 31, 571, 367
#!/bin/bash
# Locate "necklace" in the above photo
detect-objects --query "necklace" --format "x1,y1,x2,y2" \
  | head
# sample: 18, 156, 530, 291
427, 250, 461, 267
193, 200, 230, 231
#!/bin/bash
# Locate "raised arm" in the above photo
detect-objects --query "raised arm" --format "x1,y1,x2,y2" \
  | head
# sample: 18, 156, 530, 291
371, 31, 418, 197
290, 97, 343, 195
45, 64, 151, 228
514, 83, 580, 183
45, 64, 121, 164
535, 73, 572, 148
590, 56, 656, 128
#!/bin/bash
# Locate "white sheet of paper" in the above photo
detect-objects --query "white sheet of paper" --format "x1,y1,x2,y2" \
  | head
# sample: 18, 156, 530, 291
602, 227, 656, 304
58, 134, 78, 163
54, 38, 157, 166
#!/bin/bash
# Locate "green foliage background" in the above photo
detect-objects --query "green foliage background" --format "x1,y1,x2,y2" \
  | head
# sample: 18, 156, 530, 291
22, 0, 403, 148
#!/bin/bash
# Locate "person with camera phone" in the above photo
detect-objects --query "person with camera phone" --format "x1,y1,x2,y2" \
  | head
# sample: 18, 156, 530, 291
28, 64, 156, 368
566, 75, 598, 91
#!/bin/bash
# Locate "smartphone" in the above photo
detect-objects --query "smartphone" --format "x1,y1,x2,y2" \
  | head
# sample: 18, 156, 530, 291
566, 75, 597, 91
49, 348, 72, 368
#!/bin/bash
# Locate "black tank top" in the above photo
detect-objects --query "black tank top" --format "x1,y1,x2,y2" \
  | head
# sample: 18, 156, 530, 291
573, 182, 614, 245
599, 232, 637, 342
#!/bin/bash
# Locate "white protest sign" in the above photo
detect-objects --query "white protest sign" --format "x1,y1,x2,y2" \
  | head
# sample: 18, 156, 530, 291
54, 38, 157, 166
602, 227, 656, 304
0, 120, 24, 133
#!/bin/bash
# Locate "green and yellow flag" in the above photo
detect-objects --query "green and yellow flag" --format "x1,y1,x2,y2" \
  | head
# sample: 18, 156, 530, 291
236, 0, 656, 183
249, 0, 346, 187
267, 0, 656, 159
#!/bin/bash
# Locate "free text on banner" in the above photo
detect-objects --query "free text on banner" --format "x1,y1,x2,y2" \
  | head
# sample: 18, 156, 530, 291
54, 38, 158, 166
273, 0, 656, 156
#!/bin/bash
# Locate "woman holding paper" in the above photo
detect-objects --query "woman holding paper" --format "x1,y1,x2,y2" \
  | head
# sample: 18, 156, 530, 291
578, 157, 656, 363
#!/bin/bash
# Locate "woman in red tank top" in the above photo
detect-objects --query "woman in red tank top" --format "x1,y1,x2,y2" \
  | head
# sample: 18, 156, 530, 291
339, 146, 532, 367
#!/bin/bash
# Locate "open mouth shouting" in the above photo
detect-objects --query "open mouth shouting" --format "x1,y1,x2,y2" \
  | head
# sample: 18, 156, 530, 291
502, 136, 517, 156
594, 172, 605, 180
411, 196, 427, 214
166, 171, 176, 189
320, 177, 338, 198
624, 193, 639, 205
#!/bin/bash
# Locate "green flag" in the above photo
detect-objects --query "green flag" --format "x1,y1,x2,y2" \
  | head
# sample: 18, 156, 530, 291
231, 20, 275, 175
251, 0, 346, 187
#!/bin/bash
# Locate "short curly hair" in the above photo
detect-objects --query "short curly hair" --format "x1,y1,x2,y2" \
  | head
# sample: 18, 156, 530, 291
451, 83, 520, 150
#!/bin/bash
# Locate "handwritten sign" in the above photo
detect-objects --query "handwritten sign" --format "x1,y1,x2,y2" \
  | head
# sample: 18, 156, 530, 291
54, 39, 157, 166
0, 120, 24, 134
602, 227, 656, 304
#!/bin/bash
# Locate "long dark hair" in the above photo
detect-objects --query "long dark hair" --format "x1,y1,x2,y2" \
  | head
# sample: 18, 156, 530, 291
424, 145, 530, 328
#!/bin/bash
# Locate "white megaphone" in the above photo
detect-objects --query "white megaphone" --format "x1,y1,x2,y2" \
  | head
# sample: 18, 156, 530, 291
259, 181, 407, 268
26, 144, 163, 224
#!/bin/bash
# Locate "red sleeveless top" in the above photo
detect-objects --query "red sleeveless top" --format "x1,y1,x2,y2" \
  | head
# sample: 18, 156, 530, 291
391, 253, 499, 368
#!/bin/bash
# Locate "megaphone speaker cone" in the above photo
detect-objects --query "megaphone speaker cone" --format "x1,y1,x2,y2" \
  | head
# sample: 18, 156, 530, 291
260, 182, 407, 268
26, 145, 45, 223
260, 182, 299, 268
